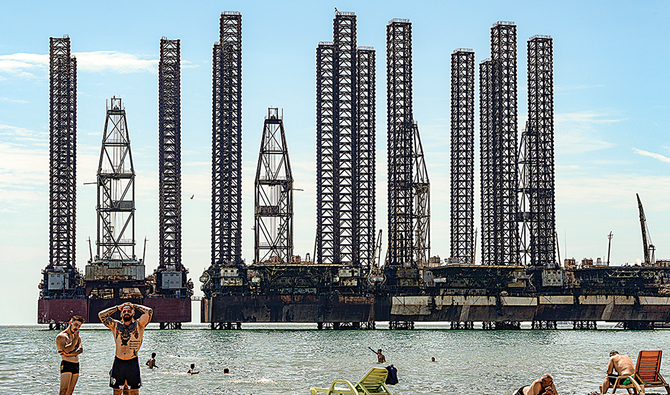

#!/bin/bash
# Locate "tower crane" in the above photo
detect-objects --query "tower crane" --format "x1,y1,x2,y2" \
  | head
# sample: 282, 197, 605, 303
636, 193, 655, 266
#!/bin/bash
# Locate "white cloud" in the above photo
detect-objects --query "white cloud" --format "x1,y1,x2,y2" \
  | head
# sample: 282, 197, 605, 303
555, 111, 620, 154
0, 51, 158, 77
75, 51, 157, 73
633, 148, 670, 164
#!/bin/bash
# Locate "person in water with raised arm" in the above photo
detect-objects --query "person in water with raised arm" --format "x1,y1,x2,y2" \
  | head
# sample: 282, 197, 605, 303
56, 315, 85, 395
99, 302, 153, 395
368, 346, 386, 363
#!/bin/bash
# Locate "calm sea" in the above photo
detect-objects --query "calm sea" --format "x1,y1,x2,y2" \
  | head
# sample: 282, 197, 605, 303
3, 323, 669, 394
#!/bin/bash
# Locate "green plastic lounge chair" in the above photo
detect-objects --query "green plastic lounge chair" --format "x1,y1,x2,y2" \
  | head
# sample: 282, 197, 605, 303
310, 367, 394, 395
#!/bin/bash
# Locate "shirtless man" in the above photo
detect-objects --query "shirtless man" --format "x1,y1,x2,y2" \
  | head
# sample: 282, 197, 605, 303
368, 347, 386, 363
56, 315, 85, 395
99, 302, 153, 395
600, 350, 635, 394
513, 373, 559, 395
145, 353, 157, 369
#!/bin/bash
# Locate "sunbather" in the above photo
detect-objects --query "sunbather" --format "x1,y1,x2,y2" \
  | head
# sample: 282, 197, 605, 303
513, 373, 558, 395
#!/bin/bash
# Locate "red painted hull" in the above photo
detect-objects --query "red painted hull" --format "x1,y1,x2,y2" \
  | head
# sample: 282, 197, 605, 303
38, 298, 88, 324
39, 297, 191, 324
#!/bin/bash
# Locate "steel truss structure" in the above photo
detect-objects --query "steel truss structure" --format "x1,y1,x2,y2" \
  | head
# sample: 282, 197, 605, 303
412, 122, 430, 266
316, 11, 375, 268
97, 97, 136, 261
479, 59, 494, 265
450, 49, 475, 264
158, 38, 183, 271
356, 46, 376, 271
386, 19, 414, 267
48, 36, 77, 271
481, 22, 519, 266
254, 108, 294, 264
519, 36, 556, 267
211, 12, 243, 270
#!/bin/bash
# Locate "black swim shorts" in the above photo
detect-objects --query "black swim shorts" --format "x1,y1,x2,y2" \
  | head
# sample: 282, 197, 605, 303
513, 386, 527, 395
60, 360, 79, 374
109, 356, 141, 389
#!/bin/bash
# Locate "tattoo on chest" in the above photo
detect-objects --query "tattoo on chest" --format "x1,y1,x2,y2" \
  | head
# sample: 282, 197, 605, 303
115, 321, 139, 346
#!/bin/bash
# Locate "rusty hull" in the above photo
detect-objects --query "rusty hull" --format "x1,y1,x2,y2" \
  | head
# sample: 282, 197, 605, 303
203, 294, 374, 323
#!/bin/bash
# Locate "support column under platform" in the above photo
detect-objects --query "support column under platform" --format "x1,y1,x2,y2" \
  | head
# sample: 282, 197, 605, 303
389, 320, 415, 330
450, 321, 474, 330
573, 320, 597, 330
531, 320, 557, 330
622, 321, 654, 330
482, 321, 520, 330
210, 322, 242, 330
317, 321, 376, 330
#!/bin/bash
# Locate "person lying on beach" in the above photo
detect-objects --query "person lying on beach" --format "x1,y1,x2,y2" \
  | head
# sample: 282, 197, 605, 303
187, 364, 200, 375
368, 347, 386, 363
599, 350, 635, 394
513, 373, 558, 395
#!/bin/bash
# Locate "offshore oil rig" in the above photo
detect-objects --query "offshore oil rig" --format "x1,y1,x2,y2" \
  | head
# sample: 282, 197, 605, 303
38, 37, 192, 329
39, 12, 670, 330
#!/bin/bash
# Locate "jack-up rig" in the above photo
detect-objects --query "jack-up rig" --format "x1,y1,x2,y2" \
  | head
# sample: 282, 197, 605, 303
38, 37, 192, 329
40, 13, 670, 330
199, 13, 670, 331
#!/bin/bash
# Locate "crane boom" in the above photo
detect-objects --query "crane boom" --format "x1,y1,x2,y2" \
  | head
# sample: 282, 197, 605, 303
636, 193, 651, 265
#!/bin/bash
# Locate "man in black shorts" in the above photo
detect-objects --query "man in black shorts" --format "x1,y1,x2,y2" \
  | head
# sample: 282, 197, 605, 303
56, 315, 84, 395
99, 302, 153, 395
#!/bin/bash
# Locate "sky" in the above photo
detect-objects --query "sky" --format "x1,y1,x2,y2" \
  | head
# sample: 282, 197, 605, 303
1, 0, 669, 325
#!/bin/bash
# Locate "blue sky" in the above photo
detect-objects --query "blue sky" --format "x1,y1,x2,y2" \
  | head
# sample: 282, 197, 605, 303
1, 0, 669, 324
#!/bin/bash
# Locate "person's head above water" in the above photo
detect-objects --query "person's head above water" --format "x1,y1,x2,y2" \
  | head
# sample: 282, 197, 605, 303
151, 352, 156, 358
191, 364, 195, 369
224, 368, 230, 374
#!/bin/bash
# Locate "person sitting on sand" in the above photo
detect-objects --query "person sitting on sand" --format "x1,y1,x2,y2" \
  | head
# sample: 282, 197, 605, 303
513, 373, 558, 395
368, 347, 386, 363
145, 353, 157, 369
187, 364, 199, 375
599, 350, 635, 394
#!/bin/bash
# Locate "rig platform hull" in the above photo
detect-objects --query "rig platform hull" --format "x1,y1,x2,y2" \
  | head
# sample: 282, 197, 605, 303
202, 294, 374, 323
38, 297, 191, 324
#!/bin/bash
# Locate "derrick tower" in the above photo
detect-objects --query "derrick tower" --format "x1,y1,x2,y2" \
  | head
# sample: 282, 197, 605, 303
202, 12, 244, 298
386, 19, 414, 269
156, 37, 192, 296
519, 35, 556, 267
412, 122, 430, 267
94, 97, 139, 263
480, 22, 519, 266
316, 11, 376, 269
40, 35, 83, 305
450, 49, 475, 264
254, 108, 294, 264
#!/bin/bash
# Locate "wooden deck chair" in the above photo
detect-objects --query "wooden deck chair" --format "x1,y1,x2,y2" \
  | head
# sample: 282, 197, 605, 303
609, 374, 643, 394
310, 367, 394, 395
634, 350, 670, 394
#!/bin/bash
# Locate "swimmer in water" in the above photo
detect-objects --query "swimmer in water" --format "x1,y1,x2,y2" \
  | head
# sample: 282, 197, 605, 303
187, 364, 200, 375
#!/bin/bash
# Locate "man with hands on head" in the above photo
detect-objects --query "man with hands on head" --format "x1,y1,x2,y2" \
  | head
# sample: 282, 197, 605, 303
99, 302, 153, 395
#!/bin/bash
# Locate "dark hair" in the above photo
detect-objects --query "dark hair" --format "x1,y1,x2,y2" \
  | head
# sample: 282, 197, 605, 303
610, 350, 619, 356
152, 353, 156, 358
224, 368, 230, 373
71, 315, 85, 323
191, 364, 195, 368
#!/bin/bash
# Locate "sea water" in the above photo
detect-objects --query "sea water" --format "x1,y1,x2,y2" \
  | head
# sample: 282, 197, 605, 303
3, 323, 669, 394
